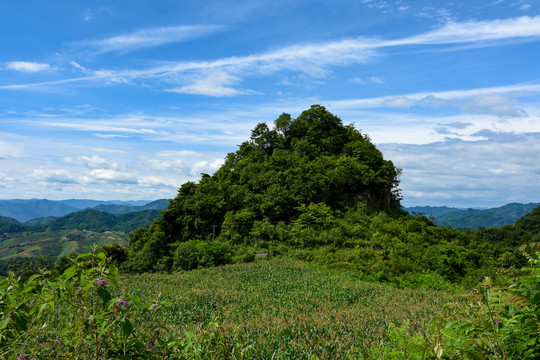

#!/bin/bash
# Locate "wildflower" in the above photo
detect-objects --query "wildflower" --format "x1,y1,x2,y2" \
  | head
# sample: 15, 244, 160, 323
18, 354, 30, 360
151, 303, 159, 309
77, 286, 83, 290
116, 299, 128, 308
148, 339, 155, 345
54, 339, 62, 346
96, 279, 107, 287
125, 312, 131, 318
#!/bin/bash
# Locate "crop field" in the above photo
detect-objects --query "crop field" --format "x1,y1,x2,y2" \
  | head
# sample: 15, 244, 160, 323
0, 229, 128, 259
120, 258, 455, 358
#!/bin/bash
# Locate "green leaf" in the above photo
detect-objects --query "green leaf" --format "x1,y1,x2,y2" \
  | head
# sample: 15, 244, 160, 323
122, 319, 133, 338
62, 265, 79, 280
97, 287, 112, 305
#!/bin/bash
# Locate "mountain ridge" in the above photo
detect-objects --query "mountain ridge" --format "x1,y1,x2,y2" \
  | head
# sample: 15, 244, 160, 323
403, 202, 540, 229
0, 199, 169, 222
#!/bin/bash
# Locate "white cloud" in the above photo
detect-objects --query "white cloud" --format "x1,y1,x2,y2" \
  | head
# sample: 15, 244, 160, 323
190, 159, 225, 175
350, 76, 384, 84
6, 61, 53, 73
4, 16, 540, 95
145, 159, 184, 172
155, 150, 200, 157
328, 82, 540, 112
81, 169, 137, 184
381, 134, 540, 207
396, 15, 540, 45
84, 25, 225, 54
167, 71, 250, 97
33, 169, 77, 184
39, 120, 158, 135
82, 9, 93, 21
461, 95, 527, 117
93, 134, 129, 139
64, 155, 118, 170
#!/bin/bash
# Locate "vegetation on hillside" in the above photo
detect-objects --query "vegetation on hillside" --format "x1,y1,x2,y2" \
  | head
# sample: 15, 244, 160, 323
127, 105, 402, 272
1, 246, 538, 359
124, 105, 538, 290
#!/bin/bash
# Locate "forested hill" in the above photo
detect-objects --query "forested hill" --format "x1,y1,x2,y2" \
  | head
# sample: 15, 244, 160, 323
0, 209, 163, 234
127, 105, 404, 272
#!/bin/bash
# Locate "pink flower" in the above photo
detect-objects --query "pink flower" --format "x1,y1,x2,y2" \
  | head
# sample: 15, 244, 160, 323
96, 279, 107, 287
116, 299, 128, 308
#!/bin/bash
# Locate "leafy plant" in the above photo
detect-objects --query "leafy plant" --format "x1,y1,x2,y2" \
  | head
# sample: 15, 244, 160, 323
434, 251, 540, 359
0, 245, 171, 359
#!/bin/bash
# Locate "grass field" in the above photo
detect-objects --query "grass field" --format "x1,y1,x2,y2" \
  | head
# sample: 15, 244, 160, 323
119, 258, 455, 358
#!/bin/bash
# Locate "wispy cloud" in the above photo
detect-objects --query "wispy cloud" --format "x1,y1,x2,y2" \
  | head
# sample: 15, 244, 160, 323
328, 83, 540, 112
396, 15, 540, 45
166, 71, 258, 97
33, 169, 77, 184
81, 25, 225, 54
5, 61, 54, 73
64, 155, 119, 170
2, 16, 540, 96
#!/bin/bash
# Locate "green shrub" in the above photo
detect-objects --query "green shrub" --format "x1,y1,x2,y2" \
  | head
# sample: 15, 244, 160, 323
433, 251, 540, 359
173, 240, 233, 271
0, 245, 171, 359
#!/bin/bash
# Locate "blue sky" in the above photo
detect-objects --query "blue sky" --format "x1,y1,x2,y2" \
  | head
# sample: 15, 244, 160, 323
1, 0, 539, 208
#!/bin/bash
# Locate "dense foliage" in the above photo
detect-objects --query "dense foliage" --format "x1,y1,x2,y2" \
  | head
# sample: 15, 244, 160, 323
127, 105, 402, 272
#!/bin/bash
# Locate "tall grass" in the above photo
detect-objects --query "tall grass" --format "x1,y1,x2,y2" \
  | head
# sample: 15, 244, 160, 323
120, 258, 453, 358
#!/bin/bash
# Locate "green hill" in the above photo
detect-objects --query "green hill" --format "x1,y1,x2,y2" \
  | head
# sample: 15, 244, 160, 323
127, 105, 403, 272
0, 216, 27, 233
45, 209, 119, 231
0, 209, 162, 263
43, 209, 163, 233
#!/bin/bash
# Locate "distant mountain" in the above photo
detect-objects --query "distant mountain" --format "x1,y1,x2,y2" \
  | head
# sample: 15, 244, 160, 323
59, 199, 151, 209
403, 206, 462, 218
44, 209, 162, 232
91, 199, 169, 214
0, 199, 168, 222
405, 203, 540, 229
0, 200, 78, 222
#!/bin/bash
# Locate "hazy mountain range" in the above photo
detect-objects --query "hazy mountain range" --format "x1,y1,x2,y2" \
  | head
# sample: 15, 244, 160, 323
0, 199, 169, 222
404, 202, 540, 229
0, 198, 538, 230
